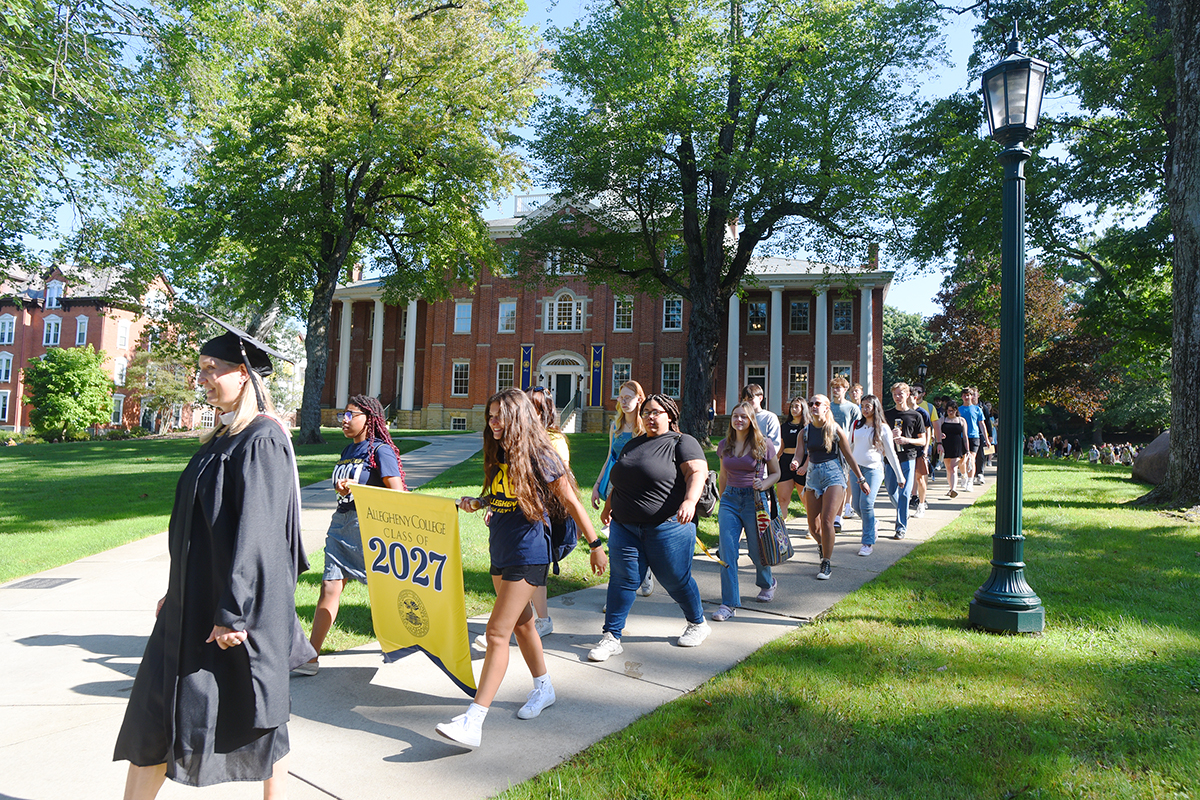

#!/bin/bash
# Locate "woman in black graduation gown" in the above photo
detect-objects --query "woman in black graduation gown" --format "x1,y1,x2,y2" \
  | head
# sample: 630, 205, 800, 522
115, 323, 314, 798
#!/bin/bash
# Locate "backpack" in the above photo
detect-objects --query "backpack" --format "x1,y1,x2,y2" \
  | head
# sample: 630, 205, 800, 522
696, 469, 720, 517
548, 515, 578, 575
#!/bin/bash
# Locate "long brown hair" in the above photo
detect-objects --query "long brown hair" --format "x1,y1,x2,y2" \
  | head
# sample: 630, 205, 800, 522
482, 388, 573, 522
721, 401, 767, 460
857, 394, 885, 449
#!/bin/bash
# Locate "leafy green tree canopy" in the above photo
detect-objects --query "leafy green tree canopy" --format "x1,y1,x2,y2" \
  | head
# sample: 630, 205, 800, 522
22, 345, 113, 438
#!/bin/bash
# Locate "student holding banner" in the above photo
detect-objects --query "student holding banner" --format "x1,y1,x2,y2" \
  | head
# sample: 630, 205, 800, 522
439, 389, 607, 748
294, 394, 407, 676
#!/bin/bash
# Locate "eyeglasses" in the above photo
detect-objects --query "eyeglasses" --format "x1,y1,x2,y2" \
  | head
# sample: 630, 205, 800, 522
640, 408, 666, 418
340, 411, 365, 423
808, 401, 823, 408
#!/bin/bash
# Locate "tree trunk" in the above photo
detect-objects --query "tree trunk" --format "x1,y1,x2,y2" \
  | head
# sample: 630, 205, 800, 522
681, 290, 723, 446
297, 262, 342, 444
1165, 0, 1200, 505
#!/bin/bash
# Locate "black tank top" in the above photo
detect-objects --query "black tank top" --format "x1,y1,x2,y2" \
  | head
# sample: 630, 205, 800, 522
806, 424, 840, 464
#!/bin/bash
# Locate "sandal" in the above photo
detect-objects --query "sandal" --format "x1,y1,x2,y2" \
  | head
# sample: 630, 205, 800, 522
712, 604, 736, 622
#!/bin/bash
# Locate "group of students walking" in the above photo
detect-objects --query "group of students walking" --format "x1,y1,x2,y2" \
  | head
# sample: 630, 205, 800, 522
114, 319, 993, 796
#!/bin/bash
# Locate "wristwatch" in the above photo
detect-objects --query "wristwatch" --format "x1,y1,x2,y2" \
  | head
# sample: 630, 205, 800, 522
588, 538, 605, 550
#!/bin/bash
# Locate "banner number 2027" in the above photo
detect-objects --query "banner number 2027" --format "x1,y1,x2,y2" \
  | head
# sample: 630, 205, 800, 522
367, 538, 448, 592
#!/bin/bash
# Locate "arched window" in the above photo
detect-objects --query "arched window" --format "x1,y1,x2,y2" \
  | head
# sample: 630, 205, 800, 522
548, 291, 584, 332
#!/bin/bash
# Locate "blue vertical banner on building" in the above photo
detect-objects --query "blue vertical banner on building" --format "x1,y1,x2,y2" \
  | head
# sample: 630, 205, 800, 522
520, 345, 533, 390
589, 344, 605, 407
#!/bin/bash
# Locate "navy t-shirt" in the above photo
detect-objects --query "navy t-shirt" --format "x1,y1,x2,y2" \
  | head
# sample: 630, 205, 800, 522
333, 439, 401, 514
485, 452, 565, 568
609, 432, 706, 526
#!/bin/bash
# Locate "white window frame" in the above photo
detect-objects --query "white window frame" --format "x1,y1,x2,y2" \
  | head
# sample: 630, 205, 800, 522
660, 361, 682, 398
43, 315, 61, 346
496, 360, 515, 391
831, 362, 853, 384
198, 406, 216, 428
745, 364, 768, 402
545, 290, 584, 332
613, 297, 634, 332
111, 394, 125, 426
453, 302, 472, 334
788, 364, 810, 402
832, 300, 854, 333
75, 315, 88, 346
789, 300, 810, 334
0, 352, 11, 383
611, 361, 632, 396
45, 280, 63, 309
450, 416, 468, 431
398, 305, 409, 339
366, 305, 375, 340
746, 301, 767, 334
117, 319, 131, 348
0, 389, 8, 422
451, 361, 470, 397
171, 403, 183, 428
662, 297, 683, 332
498, 301, 517, 333
0, 315, 14, 345
114, 356, 128, 387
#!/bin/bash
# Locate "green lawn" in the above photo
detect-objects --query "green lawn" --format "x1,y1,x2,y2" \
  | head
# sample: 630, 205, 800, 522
0, 430, 425, 583
492, 460, 1199, 800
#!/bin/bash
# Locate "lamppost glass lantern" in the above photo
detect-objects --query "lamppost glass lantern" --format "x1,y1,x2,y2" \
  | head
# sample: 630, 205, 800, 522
981, 26, 1050, 146
916, 363, 928, 383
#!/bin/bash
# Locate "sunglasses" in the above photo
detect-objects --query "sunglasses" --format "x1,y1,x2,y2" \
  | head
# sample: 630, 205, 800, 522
340, 411, 365, 423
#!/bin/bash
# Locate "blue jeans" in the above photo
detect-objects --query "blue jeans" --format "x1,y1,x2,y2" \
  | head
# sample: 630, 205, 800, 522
716, 487, 774, 608
883, 458, 917, 534
604, 518, 705, 638
850, 464, 885, 546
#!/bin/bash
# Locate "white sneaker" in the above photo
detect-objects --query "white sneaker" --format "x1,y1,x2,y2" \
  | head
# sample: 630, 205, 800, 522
436, 712, 482, 747
961, 482, 973, 492
534, 616, 554, 638
858, 545, 873, 557
974, 475, 985, 485
678, 620, 711, 647
637, 573, 655, 597
588, 632, 624, 662
517, 682, 556, 719
291, 659, 318, 676
914, 502, 927, 518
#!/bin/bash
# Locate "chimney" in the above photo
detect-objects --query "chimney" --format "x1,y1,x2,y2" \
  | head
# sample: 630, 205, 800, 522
867, 242, 879, 271
350, 262, 363, 283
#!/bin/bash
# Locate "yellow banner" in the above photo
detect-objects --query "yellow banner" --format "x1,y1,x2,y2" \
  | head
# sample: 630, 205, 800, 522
352, 485, 476, 696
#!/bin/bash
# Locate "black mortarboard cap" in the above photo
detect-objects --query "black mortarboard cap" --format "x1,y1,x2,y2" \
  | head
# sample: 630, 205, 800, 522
198, 313, 290, 377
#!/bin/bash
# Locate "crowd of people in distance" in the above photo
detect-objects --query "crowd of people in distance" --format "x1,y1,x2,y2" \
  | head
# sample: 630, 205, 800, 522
1027, 432, 1140, 465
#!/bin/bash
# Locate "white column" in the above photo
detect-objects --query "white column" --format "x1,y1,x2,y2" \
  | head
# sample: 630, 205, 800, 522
369, 298, 384, 398
725, 293, 740, 413
401, 299, 417, 411
814, 290, 828, 393
768, 287, 783, 414
336, 298, 352, 409
860, 285, 874, 396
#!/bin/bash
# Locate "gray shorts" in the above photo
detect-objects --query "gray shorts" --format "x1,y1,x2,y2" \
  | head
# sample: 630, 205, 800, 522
323, 511, 368, 583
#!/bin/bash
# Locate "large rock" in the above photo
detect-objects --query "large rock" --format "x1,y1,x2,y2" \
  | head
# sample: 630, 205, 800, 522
1132, 430, 1169, 485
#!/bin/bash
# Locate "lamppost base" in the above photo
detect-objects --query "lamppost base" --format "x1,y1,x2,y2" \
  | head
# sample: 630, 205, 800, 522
968, 599, 1045, 633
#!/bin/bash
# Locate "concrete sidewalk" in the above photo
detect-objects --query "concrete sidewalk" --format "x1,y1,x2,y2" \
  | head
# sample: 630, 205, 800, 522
0, 443, 991, 799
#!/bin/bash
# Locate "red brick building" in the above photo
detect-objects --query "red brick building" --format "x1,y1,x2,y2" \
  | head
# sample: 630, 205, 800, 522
0, 266, 192, 433
320, 207, 894, 431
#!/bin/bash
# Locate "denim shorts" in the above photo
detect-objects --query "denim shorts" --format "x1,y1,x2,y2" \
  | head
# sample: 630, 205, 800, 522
806, 459, 846, 497
323, 510, 367, 583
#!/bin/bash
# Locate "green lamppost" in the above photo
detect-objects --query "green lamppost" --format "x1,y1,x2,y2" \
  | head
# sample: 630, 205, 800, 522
968, 26, 1049, 633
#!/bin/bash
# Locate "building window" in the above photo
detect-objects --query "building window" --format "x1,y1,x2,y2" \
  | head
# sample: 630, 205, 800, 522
745, 365, 767, 402
398, 305, 409, 339
45, 280, 63, 309
450, 416, 468, 431
198, 406, 216, 428
662, 297, 683, 331
498, 301, 517, 333
117, 320, 131, 348
548, 291, 584, 332
747, 301, 767, 334
496, 361, 515, 391
171, 403, 183, 428
0, 352, 11, 383
43, 316, 61, 346
833, 300, 854, 332
661, 362, 681, 398
114, 356, 128, 387
454, 302, 472, 334
788, 365, 809, 402
366, 305, 375, 340
613, 297, 633, 332
451, 361, 470, 396
75, 316, 88, 346
832, 363, 853, 384
0, 315, 13, 345
111, 394, 125, 426
611, 361, 631, 395
790, 301, 810, 333
0, 389, 8, 422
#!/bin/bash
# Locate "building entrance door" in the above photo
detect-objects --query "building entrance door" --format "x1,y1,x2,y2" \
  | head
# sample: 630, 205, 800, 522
554, 373, 573, 411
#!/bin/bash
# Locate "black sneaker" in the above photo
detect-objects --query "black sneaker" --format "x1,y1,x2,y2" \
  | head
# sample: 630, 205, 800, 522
909, 496, 919, 509
817, 559, 832, 580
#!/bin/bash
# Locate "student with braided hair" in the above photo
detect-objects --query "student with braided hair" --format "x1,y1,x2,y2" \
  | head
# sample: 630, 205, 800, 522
295, 394, 407, 675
